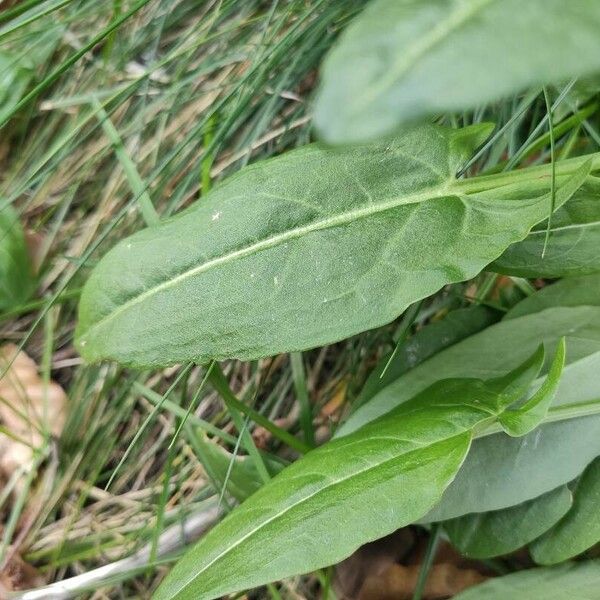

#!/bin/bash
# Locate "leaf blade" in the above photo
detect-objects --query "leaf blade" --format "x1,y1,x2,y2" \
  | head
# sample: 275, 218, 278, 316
315, 0, 600, 143
76, 125, 589, 367
531, 456, 600, 565
453, 561, 600, 599
154, 361, 541, 600
494, 183, 600, 278
499, 338, 566, 436
444, 485, 572, 559
342, 306, 600, 520
0, 204, 35, 311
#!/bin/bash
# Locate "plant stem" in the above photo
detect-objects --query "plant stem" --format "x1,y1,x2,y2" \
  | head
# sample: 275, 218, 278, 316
476, 397, 600, 439
455, 150, 600, 195
412, 524, 442, 600
541, 86, 556, 257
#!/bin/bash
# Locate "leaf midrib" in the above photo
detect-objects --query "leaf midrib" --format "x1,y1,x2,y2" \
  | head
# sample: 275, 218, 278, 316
351, 0, 496, 114
171, 429, 477, 596
81, 182, 454, 340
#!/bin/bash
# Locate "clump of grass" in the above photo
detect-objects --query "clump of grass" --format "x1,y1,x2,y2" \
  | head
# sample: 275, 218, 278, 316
1, 1, 368, 596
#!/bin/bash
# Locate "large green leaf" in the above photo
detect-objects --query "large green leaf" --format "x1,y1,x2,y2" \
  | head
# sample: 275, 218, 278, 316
531, 457, 600, 565
505, 273, 600, 320
154, 357, 543, 600
494, 183, 600, 277
440, 290, 596, 559
443, 485, 572, 559
0, 203, 35, 311
314, 0, 600, 144
76, 124, 588, 368
340, 306, 600, 519
453, 561, 600, 599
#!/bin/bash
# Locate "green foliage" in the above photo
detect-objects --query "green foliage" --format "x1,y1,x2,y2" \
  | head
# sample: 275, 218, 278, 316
443, 486, 572, 559
344, 305, 600, 520
0, 25, 61, 124
498, 337, 565, 437
453, 561, 600, 599
506, 274, 600, 319
0, 203, 35, 310
154, 351, 550, 600
356, 305, 498, 408
314, 0, 600, 144
60, 0, 600, 596
495, 182, 600, 277
193, 433, 284, 503
76, 123, 591, 367
531, 457, 600, 564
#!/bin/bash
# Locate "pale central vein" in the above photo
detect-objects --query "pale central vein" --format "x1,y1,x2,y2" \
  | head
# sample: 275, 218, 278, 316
354, 0, 496, 113
82, 182, 455, 337
174, 429, 477, 595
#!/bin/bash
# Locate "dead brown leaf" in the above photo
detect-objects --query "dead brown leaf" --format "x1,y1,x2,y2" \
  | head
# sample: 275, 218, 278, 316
0, 554, 45, 600
335, 530, 416, 599
335, 531, 489, 600
0, 548, 44, 595
319, 379, 348, 421
359, 563, 486, 600
0, 344, 67, 482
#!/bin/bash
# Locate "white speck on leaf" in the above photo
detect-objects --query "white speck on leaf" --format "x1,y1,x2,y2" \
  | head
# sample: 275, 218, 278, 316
212, 211, 221, 221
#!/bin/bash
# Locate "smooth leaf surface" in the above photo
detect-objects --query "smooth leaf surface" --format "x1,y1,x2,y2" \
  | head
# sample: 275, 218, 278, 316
154, 361, 540, 600
444, 485, 572, 559
506, 273, 600, 320
314, 0, 600, 144
76, 124, 589, 367
341, 306, 600, 520
494, 183, 600, 277
453, 561, 600, 599
0, 203, 35, 311
531, 457, 600, 565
